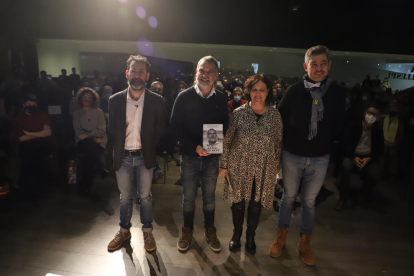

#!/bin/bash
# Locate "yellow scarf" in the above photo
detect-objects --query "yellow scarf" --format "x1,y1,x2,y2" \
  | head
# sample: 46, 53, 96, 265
383, 116, 398, 143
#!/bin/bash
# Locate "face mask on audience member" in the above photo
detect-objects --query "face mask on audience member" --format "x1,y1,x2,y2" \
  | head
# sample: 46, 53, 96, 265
104, 94, 111, 100
389, 111, 398, 117
277, 88, 282, 93
82, 100, 92, 107
24, 106, 38, 115
233, 96, 241, 102
365, 113, 377, 124
362, 95, 368, 101
93, 86, 100, 92
83, 81, 89, 87
177, 88, 183, 93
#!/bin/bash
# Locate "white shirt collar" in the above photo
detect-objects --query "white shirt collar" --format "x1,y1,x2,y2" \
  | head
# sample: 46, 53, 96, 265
194, 84, 216, 99
127, 88, 145, 104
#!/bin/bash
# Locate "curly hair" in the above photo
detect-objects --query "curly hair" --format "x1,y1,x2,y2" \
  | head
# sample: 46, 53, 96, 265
243, 74, 273, 103
76, 87, 99, 108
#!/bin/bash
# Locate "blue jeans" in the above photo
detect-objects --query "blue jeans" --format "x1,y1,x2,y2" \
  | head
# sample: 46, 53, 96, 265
181, 155, 219, 229
116, 155, 153, 230
277, 150, 330, 234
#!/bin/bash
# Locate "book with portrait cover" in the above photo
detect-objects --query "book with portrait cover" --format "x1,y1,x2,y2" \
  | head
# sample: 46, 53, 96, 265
203, 124, 223, 154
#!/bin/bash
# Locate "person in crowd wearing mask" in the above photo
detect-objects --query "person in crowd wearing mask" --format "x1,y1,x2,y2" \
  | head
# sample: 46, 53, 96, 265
166, 81, 187, 109
150, 81, 164, 96
100, 85, 113, 123
269, 45, 346, 266
227, 87, 247, 117
73, 87, 108, 196
150, 81, 166, 181
106, 55, 166, 252
335, 104, 383, 211
170, 55, 228, 253
382, 77, 391, 91
220, 74, 283, 254
14, 94, 53, 201
90, 80, 101, 95
380, 101, 403, 183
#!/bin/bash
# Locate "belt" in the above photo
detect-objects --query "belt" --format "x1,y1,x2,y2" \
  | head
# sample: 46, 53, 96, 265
124, 149, 143, 156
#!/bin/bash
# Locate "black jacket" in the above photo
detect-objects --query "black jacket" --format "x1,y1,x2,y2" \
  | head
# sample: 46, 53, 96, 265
278, 80, 346, 157
106, 89, 166, 170
170, 86, 228, 157
341, 118, 384, 161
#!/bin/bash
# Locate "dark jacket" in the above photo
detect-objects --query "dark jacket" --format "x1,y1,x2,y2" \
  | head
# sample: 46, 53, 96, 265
170, 86, 228, 157
106, 89, 166, 170
341, 117, 384, 161
278, 80, 346, 157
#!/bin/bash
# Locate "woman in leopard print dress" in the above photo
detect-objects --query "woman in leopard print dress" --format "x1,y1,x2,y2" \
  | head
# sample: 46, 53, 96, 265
220, 74, 283, 254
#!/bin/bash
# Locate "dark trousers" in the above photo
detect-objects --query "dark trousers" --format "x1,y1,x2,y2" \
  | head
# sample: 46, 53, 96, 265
231, 181, 262, 230
76, 138, 104, 192
19, 139, 52, 197
338, 156, 380, 202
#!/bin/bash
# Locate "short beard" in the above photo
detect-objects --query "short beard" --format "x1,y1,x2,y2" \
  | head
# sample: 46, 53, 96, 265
129, 78, 146, 91
197, 79, 211, 88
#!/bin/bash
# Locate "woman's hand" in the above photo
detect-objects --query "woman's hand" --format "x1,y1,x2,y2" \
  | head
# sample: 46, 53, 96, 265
93, 138, 102, 144
219, 168, 228, 180
79, 134, 89, 140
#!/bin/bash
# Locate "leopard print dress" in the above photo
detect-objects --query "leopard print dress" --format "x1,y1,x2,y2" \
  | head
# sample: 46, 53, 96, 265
220, 103, 283, 209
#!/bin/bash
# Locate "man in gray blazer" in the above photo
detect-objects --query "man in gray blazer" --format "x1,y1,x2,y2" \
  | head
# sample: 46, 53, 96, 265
106, 55, 166, 252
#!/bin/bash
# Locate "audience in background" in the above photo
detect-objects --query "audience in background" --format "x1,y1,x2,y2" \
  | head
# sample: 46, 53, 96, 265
73, 87, 107, 196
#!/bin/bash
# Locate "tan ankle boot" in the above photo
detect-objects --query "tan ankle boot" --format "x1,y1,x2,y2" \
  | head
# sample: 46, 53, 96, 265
297, 233, 315, 266
269, 227, 287, 258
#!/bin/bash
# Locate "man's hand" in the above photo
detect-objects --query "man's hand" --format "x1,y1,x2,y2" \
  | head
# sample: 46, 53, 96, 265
219, 168, 228, 180
354, 157, 362, 168
359, 157, 371, 169
93, 138, 102, 144
79, 134, 89, 140
43, 124, 50, 130
196, 145, 211, 157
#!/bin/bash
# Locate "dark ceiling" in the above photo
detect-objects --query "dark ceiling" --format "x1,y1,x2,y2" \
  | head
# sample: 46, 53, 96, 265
1, 0, 412, 55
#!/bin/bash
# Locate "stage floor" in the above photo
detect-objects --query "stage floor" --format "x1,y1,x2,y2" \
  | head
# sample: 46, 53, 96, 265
1, 155, 413, 276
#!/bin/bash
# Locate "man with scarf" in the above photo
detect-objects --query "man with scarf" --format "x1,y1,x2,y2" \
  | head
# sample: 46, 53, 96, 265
269, 45, 346, 266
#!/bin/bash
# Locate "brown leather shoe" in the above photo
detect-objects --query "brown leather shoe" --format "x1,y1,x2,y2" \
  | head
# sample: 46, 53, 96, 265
177, 227, 194, 252
143, 230, 157, 252
108, 230, 131, 251
205, 227, 221, 252
297, 233, 315, 266
269, 227, 287, 258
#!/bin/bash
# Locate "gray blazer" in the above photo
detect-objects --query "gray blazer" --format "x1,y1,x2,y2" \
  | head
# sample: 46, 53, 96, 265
106, 89, 166, 170
73, 107, 107, 148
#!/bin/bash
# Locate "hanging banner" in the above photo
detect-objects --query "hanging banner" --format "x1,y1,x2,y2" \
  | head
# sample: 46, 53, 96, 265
388, 72, 414, 80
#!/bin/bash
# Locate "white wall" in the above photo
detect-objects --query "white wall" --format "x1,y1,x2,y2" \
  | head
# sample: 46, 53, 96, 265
37, 39, 414, 90
37, 40, 80, 77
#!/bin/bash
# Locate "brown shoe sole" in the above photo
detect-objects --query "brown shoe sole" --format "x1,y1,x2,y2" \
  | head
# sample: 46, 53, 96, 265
205, 234, 221, 252
145, 245, 157, 252
107, 234, 131, 251
177, 239, 191, 252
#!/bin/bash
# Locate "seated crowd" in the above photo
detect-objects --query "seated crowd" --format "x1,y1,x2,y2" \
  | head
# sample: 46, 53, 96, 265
0, 64, 413, 210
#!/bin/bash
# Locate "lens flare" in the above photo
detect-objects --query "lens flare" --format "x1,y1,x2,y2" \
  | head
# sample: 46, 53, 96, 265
137, 37, 153, 56
148, 16, 158, 28
136, 6, 146, 19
